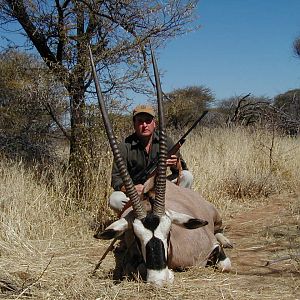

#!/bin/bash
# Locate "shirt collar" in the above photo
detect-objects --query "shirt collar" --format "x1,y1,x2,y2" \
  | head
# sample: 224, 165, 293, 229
131, 130, 159, 146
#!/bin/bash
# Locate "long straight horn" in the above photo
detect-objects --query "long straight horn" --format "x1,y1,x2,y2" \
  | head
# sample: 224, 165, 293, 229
88, 45, 146, 220
150, 47, 167, 217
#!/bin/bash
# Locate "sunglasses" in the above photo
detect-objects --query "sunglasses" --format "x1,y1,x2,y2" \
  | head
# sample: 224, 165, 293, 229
135, 115, 154, 124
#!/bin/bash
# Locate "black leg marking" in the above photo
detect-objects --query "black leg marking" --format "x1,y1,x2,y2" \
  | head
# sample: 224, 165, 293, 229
206, 246, 228, 268
206, 246, 220, 267
218, 247, 227, 262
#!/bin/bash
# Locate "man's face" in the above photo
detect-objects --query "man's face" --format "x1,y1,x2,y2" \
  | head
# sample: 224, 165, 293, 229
134, 113, 156, 138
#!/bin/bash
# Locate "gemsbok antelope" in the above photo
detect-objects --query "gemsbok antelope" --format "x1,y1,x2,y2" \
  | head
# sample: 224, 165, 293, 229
89, 45, 232, 287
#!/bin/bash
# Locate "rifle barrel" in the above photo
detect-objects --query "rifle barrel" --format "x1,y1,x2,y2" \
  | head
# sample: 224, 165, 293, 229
132, 110, 208, 182
179, 110, 208, 141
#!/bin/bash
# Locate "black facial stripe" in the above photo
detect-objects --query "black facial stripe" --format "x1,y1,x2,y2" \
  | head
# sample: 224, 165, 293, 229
145, 237, 167, 270
135, 235, 142, 253
206, 245, 220, 266
142, 213, 160, 232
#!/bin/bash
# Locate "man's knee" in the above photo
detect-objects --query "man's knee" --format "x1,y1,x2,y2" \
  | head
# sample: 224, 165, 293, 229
109, 191, 129, 212
179, 170, 193, 189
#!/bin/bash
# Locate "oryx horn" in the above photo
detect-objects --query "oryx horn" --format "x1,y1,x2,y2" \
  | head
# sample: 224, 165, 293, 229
88, 45, 146, 219
150, 46, 167, 217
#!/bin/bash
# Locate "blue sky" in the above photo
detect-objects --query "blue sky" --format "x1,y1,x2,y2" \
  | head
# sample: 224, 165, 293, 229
158, 0, 300, 102
1, 1, 299, 105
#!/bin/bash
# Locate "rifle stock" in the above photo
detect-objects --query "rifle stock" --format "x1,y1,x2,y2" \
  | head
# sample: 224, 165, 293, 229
132, 110, 208, 182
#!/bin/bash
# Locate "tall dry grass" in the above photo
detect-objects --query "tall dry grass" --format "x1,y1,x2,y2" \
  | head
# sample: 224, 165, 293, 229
0, 158, 103, 299
0, 126, 299, 299
181, 126, 300, 215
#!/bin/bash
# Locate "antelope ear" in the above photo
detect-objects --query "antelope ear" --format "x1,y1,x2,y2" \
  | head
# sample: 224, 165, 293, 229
94, 218, 129, 240
166, 210, 208, 229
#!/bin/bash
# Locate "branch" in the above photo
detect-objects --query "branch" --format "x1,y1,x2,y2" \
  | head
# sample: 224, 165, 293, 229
228, 93, 251, 123
16, 255, 54, 299
55, 0, 65, 62
6, 1, 69, 81
44, 103, 71, 141
7, 1, 56, 64
265, 253, 300, 266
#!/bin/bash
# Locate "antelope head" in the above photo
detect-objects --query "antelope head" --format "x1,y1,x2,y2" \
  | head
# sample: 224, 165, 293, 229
89, 45, 208, 286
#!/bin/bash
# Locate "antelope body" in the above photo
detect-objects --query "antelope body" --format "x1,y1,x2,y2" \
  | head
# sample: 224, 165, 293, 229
162, 180, 229, 269
96, 179, 232, 286
89, 45, 232, 287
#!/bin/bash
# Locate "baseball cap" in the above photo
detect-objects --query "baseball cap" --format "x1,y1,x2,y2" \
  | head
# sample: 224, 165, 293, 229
132, 105, 155, 118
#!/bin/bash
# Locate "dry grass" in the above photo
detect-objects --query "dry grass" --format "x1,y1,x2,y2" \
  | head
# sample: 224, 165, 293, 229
0, 126, 299, 299
181, 127, 300, 215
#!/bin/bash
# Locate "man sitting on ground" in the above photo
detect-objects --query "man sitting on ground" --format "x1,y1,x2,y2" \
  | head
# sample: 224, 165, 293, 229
109, 104, 193, 213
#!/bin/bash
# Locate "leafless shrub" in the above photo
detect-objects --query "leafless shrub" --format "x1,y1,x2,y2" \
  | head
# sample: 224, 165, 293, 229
225, 94, 300, 136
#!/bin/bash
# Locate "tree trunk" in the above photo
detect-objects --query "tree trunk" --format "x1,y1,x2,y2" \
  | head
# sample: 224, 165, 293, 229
68, 5, 89, 202
68, 75, 88, 202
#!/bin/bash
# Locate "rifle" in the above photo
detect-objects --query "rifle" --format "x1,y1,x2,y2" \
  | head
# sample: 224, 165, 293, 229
132, 110, 208, 183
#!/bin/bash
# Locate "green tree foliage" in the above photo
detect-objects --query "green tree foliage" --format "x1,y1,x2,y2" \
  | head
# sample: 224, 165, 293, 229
0, 50, 67, 163
164, 86, 214, 129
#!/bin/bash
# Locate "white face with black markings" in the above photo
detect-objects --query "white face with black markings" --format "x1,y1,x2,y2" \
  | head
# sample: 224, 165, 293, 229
95, 209, 208, 287
132, 213, 173, 286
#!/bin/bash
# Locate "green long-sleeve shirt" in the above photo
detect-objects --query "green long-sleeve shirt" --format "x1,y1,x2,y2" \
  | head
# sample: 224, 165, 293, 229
111, 131, 188, 191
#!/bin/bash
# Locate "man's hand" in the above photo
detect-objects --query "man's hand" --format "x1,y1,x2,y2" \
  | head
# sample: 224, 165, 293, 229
166, 155, 178, 167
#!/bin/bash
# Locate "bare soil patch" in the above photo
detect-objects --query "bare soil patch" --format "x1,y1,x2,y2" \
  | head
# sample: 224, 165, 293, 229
220, 192, 300, 299
227, 194, 299, 276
